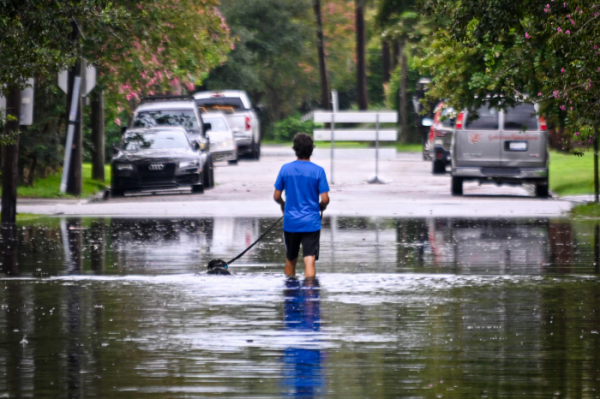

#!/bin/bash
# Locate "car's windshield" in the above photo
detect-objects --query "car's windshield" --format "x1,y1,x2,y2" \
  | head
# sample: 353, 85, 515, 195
132, 110, 199, 131
504, 104, 538, 131
123, 131, 190, 151
196, 97, 246, 112
203, 117, 228, 132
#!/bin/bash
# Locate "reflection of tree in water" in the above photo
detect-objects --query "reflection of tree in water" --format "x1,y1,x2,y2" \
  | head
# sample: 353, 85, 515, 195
282, 278, 324, 398
132, 110, 197, 131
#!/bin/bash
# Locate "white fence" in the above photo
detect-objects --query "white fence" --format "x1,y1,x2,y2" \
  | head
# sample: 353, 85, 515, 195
312, 110, 398, 184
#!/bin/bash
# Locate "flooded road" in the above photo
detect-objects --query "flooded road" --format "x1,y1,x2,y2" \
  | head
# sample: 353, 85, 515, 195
1, 217, 600, 397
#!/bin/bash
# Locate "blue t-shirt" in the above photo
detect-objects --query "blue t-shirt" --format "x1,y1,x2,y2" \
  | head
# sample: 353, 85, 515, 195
274, 160, 330, 233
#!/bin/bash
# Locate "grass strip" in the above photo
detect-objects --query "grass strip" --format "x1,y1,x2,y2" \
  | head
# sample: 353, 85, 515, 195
0, 163, 111, 199
550, 151, 594, 196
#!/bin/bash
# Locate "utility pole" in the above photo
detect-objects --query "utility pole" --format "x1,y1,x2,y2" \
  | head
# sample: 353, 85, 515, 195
1, 86, 21, 225
90, 90, 105, 181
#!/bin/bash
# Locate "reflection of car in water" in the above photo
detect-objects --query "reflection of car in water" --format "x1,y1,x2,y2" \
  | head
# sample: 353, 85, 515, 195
426, 219, 549, 273
282, 278, 324, 397
209, 218, 260, 262
109, 219, 213, 273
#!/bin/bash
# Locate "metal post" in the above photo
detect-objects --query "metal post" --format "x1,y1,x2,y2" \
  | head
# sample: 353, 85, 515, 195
60, 77, 81, 193
376, 113, 380, 178
330, 112, 334, 185
368, 112, 389, 184
330, 89, 338, 185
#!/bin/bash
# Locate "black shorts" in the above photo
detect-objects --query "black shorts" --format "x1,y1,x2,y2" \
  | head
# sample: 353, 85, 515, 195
283, 230, 321, 261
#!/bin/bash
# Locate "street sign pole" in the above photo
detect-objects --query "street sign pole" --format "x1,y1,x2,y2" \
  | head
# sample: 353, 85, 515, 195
60, 76, 81, 193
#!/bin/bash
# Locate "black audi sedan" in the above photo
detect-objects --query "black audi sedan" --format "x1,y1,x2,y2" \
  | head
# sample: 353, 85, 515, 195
111, 126, 207, 196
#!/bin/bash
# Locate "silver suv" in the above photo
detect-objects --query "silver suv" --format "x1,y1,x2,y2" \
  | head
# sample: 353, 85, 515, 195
451, 103, 548, 197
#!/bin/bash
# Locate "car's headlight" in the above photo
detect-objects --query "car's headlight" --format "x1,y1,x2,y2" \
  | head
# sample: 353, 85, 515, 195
116, 164, 133, 171
179, 160, 199, 169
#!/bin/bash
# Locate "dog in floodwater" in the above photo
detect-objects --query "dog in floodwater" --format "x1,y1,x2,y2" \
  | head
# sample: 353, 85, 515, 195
207, 259, 232, 275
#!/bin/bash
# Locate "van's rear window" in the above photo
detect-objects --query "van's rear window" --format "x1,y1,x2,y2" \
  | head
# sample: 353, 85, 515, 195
465, 106, 499, 130
196, 97, 246, 111
504, 104, 538, 131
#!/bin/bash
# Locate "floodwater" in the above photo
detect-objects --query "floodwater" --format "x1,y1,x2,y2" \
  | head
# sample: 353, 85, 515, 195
1, 216, 600, 398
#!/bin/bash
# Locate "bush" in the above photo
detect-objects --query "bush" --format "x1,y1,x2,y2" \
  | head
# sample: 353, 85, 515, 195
272, 114, 314, 142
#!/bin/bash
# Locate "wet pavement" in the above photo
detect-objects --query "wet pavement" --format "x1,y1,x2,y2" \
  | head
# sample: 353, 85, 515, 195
12, 147, 573, 218
1, 216, 600, 398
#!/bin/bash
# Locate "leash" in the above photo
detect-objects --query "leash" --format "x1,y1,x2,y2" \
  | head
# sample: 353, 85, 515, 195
225, 216, 284, 266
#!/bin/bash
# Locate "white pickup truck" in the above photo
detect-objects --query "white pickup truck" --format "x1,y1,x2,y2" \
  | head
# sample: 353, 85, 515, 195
193, 91, 261, 160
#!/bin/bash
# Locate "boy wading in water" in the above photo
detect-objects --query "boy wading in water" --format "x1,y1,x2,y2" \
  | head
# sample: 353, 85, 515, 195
274, 133, 330, 278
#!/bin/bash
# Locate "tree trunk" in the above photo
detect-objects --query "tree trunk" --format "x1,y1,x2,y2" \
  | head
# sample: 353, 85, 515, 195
382, 40, 391, 83
313, 0, 330, 110
392, 40, 400, 70
90, 90, 105, 181
1, 86, 21, 225
355, 0, 368, 110
399, 40, 408, 143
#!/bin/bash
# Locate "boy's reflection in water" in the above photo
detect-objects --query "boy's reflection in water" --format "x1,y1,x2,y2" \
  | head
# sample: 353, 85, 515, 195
282, 277, 325, 398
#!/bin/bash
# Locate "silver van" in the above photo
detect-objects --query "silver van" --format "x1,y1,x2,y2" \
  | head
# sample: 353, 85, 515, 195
451, 103, 548, 197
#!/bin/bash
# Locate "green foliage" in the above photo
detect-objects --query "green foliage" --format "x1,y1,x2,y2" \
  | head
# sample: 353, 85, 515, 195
93, 0, 233, 117
204, 0, 316, 129
272, 114, 315, 142
0, 0, 129, 94
18, 79, 66, 184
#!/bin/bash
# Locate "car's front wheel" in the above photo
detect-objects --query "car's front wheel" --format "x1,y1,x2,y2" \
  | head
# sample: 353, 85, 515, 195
203, 156, 214, 189
192, 184, 204, 194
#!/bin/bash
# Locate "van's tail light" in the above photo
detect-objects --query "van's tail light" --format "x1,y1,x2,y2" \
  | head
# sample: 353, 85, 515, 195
539, 116, 547, 131
429, 127, 434, 142
245, 116, 251, 131
456, 112, 464, 129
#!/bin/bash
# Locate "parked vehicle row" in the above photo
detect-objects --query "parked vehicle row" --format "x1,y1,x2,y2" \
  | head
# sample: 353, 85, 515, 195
424, 100, 549, 198
111, 90, 261, 197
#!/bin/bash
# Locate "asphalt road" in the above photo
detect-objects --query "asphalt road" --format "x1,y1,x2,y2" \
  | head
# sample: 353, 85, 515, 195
15, 145, 572, 218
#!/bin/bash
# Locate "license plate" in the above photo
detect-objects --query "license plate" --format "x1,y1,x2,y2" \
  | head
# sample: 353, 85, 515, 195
508, 141, 527, 151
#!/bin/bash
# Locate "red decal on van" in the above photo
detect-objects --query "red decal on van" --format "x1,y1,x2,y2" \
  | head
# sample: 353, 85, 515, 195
468, 133, 482, 144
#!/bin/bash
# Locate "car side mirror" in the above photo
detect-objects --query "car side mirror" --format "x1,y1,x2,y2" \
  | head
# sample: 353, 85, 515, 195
112, 143, 120, 155
256, 104, 264, 112
421, 117, 434, 127
192, 141, 200, 151
120, 126, 127, 134
203, 122, 212, 132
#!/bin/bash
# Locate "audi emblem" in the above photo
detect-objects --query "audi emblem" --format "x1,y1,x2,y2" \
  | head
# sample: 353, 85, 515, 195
148, 164, 164, 171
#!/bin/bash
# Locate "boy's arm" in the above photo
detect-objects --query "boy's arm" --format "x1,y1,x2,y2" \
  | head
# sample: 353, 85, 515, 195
274, 190, 285, 214
319, 192, 330, 211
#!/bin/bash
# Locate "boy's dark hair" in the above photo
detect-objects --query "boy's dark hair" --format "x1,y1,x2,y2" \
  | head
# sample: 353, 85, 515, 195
293, 133, 315, 159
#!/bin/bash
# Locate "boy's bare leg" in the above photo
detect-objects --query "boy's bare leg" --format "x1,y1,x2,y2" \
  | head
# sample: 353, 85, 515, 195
303, 255, 316, 278
285, 258, 298, 277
